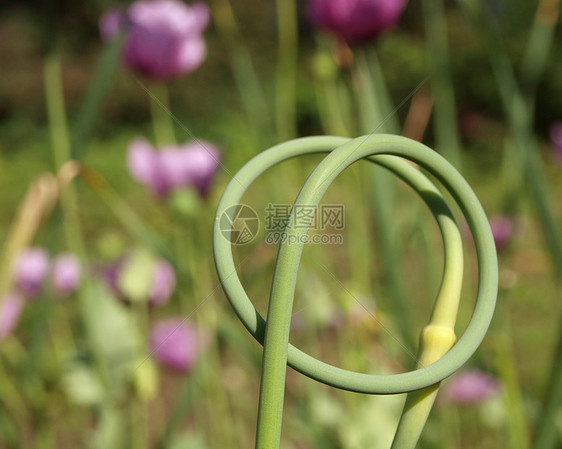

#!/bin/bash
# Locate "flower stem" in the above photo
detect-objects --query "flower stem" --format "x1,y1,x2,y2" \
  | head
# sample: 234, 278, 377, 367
275, 0, 298, 141
149, 82, 176, 146
422, 0, 462, 169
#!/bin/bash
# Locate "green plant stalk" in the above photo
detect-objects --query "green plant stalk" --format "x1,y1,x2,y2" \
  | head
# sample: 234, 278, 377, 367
44, 54, 85, 256
314, 74, 352, 137
392, 182, 463, 449
213, 135, 498, 448
458, 5, 562, 446
354, 49, 415, 351
71, 35, 123, 160
209, 0, 271, 135
495, 303, 531, 449
422, 0, 462, 169
149, 82, 176, 145
520, 0, 561, 110
275, 0, 298, 141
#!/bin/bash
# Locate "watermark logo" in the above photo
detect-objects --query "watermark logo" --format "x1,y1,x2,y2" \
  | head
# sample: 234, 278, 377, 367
219, 204, 260, 245
219, 203, 344, 246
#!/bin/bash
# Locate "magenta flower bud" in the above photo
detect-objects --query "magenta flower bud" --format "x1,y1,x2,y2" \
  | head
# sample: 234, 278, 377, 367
99, 0, 210, 80
128, 138, 220, 199
127, 138, 172, 198
308, 0, 408, 44
150, 318, 207, 371
149, 259, 176, 306
178, 141, 220, 196
549, 121, 562, 161
442, 370, 500, 406
12, 247, 50, 297
489, 215, 514, 250
0, 292, 24, 341
52, 253, 82, 297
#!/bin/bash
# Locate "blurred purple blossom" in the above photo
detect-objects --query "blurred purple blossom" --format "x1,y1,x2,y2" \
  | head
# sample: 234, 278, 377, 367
308, 0, 408, 44
52, 253, 82, 297
549, 121, 562, 161
150, 318, 207, 371
127, 138, 219, 198
99, 0, 210, 80
441, 369, 500, 406
0, 292, 24, 341
12, 247, 50, 297
489, 215, 514, 250
149, 259, 177, 306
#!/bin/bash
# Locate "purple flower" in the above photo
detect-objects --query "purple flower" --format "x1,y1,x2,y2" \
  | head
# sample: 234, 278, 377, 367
150, 318, 207, 371
442, 370, 500, 406
99, 0, 210, 80
549, 121, 562, 161
128, 138, 172, 198
308, 0, 408, 44
0, 292, 24, 341
177, 141, 220, 196
489, 215, 514, 250
127, 138, 220, 198
52, 253, 82, 297
12, 247, 50, 297
149, 259, 176, 306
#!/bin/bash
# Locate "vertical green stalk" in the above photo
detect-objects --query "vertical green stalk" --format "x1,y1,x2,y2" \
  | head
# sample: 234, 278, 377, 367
392, 181, 463, 449
312, 48, 352, 137
149, 83, 176, 145
71, 35, 123, 160
209, 0, 271, 135
520, 0, 561, 110
44, 54, 85, 256
275, 0, 298, 141
353, 49, 415, 351
422, 0, 462, 169
494, 302, 530, 449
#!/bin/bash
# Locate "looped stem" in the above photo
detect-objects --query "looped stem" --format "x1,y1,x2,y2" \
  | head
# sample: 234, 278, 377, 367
212, 134, 498, 449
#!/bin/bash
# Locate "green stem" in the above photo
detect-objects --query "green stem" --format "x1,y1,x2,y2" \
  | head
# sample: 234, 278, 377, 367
422, 0, 462, 169
275, 0, 298, 141
519, 0, 561, 110
495, 302, 531, 449
71, 35, 123, 160
213, 135, 498, 448
149, 83, 176, 146
209, 0, 271, 135
44, 53, 85, 256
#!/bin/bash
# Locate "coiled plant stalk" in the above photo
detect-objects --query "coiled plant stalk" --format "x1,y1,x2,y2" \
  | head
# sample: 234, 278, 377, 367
213, 134, 498, 449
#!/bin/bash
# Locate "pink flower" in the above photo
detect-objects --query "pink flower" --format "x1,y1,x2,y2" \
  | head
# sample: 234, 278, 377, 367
150, 318, 207, 371
52, 253, 82, 297
128, 138, 173, 197
308, 0, 408, 44
149, 259, 177, 306
127, 138, 220, 198
0, 292, 24, 341
489, 215, 514, 250
99, 0, 210, 80
12, 247, 50, 297
177, 141, 220, 196
549, 121, 562, 162
441, 370, 500, 406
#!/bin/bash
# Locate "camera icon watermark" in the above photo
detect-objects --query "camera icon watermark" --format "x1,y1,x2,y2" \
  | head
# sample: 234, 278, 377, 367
218, 203, 344, 246
218, 204, 260, 245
